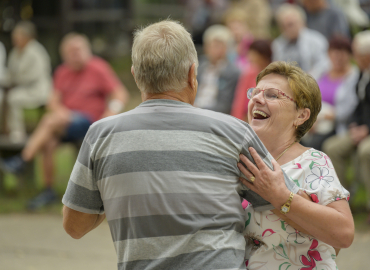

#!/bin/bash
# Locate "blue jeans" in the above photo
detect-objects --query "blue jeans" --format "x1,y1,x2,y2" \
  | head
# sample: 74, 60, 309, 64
61, 112, 92, 142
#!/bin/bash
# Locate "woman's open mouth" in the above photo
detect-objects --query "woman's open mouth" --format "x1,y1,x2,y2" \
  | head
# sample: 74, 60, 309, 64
252, 110, 270, 120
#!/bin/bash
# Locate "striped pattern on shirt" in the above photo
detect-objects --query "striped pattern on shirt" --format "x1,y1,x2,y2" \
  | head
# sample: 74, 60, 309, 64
62, 99, 298, 270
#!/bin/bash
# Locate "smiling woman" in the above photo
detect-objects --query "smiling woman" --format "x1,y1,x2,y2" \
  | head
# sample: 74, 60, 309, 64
238, 61, 354, 270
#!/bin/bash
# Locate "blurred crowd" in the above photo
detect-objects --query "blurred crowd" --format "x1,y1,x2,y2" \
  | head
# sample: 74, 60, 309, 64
0, 0, 370, 216
186, 0, 370, 216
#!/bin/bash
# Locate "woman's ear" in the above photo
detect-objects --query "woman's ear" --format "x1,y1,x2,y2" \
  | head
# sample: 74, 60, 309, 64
296, 108, 310, 126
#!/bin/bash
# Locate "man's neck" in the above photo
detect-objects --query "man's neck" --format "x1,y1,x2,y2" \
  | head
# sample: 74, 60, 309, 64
142, 90, 194, 105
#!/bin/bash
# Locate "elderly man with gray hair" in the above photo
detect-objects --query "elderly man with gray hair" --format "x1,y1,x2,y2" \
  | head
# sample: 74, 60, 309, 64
272, 4, 330, 79
194, 24, 240, 114
0, 21, 51, 142
61, 20, 298, 269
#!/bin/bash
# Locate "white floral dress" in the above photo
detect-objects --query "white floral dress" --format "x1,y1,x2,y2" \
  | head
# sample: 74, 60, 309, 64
243, 148, 350, 270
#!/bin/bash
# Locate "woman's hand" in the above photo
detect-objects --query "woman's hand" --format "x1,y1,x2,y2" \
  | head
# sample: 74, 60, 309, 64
237, 147, 291, 209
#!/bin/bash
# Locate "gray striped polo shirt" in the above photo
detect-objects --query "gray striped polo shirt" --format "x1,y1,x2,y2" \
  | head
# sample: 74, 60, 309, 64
62, 99, 298, 270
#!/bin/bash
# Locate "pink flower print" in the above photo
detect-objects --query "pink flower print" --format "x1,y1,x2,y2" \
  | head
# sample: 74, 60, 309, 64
300, 239, 322, 270
347, 194, 350, 201
294, 163, 302, 169
242, 199, 250, 209
305, 167, 334, 189
262, 229, 276, 238
310, 193, 319, 203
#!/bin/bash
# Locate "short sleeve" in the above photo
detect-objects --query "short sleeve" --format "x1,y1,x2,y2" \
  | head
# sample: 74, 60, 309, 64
96, 58, 121, 94
62, 128, 104, 214
302, 151, 350, 206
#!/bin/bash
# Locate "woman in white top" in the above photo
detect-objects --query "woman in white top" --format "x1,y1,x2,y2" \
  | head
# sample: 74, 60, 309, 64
238, 61, 354, 270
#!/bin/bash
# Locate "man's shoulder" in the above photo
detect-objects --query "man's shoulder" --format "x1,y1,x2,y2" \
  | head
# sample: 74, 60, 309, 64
87, 105, 250, 144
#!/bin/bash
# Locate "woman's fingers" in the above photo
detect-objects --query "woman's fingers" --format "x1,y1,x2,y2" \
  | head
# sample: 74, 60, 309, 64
239, 177, 257, 192
248, 147, 268, 171
237, 162, 254, 180
239, 154, 259, 177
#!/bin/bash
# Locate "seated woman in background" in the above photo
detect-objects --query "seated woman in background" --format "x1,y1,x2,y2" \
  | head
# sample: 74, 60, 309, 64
237, 62, 354, 269
302, 36, 359, 150
231, 40, 272, 121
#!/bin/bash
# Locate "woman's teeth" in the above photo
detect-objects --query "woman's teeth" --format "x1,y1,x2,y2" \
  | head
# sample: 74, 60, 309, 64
253, 110, 267, 118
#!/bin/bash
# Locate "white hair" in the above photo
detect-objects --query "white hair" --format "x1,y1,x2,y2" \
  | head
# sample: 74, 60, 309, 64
275, 4, 307, 24
13, 21, 37, 38
132, 20, 199, 94
353, 30, 370, 54
203, 24, 233, 46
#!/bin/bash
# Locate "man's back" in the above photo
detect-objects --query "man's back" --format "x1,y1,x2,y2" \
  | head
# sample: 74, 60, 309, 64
63, 99, 256, 269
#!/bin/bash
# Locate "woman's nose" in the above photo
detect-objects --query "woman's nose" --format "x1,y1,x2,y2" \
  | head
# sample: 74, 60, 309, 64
253, 91, 265, 104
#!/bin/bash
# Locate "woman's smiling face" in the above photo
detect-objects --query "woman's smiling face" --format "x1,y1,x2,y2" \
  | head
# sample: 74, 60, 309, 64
248, 73, 298, 140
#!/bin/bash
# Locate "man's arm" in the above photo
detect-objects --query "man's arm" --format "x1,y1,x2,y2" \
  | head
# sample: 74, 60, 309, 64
63, 206, 106, 239
101, 85, 130, 119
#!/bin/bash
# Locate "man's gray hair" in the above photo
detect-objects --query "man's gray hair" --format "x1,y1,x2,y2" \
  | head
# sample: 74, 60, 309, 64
276, 4, 307, 24
132, 20, 198, 94
13, 20, 37, 39
353, 30, 370, 54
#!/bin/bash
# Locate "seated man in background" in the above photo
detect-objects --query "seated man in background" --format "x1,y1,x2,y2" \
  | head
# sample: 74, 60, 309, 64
272, 3, 330, 79
0, 33, 129, 209
0, 21, 52, 142
323, 30, 370, 224
194, 25, 240, 114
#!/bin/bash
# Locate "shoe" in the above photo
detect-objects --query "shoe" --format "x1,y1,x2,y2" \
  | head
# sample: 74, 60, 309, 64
0, 155, 26, 174
27, 188, 58, 210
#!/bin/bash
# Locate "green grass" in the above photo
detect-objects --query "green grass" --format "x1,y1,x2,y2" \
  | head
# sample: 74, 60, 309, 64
0, 145, 76, 214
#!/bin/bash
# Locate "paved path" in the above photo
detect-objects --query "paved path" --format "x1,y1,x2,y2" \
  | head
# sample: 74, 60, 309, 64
0, 214, 368, 270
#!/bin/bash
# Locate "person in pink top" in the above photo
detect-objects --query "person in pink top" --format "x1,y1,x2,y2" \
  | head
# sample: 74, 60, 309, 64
0, 33, 129, 209
231, 40, 272, 121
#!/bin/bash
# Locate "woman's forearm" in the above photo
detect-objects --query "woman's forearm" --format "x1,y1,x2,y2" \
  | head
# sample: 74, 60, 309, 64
278, 195, 354, 248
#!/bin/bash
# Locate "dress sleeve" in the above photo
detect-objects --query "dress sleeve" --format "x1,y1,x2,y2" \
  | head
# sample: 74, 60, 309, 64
302, 150, 350, 206
62, 127, 104, 214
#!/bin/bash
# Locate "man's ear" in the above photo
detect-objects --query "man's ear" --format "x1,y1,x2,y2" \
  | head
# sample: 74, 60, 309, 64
188, 63, 197, 90
296, 108, 311, 126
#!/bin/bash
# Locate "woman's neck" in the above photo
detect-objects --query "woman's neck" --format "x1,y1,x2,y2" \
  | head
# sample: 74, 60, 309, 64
260, 135, 308, 165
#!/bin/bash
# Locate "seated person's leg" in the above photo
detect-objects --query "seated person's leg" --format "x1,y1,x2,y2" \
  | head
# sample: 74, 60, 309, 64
27, 112, 92, 210
7, 87, 48, 142
0, 110, 71, 174
322, 134, 355, 190
357, 135, 370, 223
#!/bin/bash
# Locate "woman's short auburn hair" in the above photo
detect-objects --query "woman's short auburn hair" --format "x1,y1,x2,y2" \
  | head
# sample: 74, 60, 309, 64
256, 61, 322, 141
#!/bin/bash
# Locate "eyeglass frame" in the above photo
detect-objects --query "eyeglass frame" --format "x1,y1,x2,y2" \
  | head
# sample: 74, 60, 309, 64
247, 87, 295, 102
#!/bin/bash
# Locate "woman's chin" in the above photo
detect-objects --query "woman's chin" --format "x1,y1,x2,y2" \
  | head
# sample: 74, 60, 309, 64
249, 118, 269, 128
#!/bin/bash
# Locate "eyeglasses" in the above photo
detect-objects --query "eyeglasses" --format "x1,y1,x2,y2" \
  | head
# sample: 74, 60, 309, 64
247, 87, 295, 102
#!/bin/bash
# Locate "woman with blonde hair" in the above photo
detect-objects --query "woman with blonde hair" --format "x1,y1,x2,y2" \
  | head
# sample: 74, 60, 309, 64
238, 61, 354, 269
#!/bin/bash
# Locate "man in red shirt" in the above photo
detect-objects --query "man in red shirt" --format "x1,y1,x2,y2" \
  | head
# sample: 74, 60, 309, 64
1, 33, 129, 209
